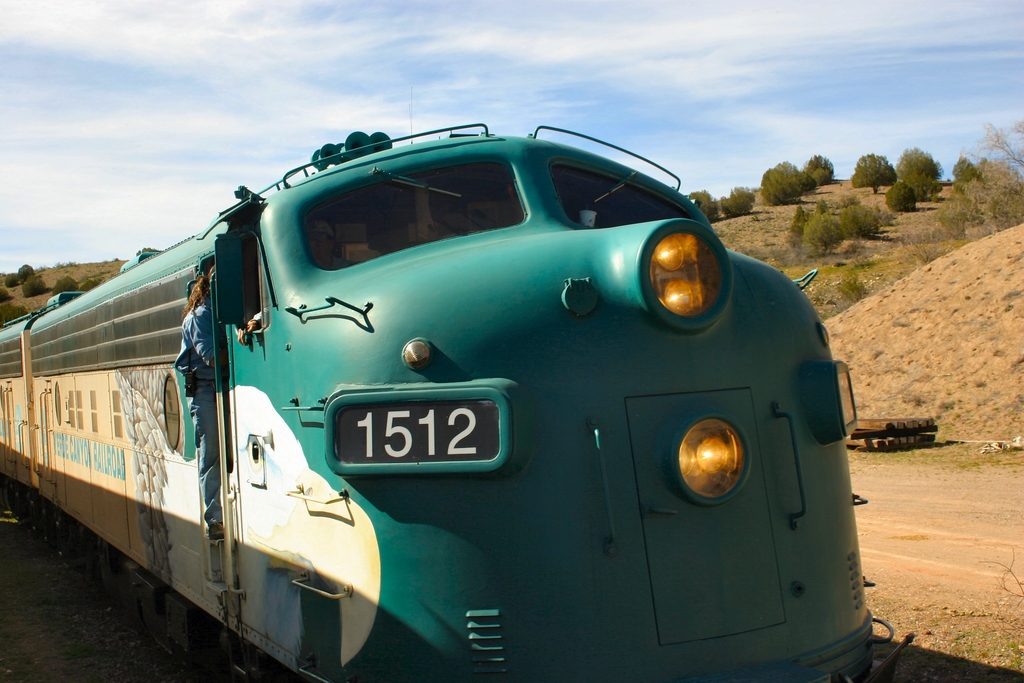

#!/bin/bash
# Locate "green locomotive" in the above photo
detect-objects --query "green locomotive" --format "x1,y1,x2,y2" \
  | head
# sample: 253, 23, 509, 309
1, 124, 885, 682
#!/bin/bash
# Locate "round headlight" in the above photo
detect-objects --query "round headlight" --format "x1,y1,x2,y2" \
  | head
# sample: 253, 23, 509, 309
678, 419, 744, 499
649, 232, 722, 317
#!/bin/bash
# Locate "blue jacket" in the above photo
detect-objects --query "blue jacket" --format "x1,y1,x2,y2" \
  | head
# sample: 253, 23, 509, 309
175, 300, 216, 380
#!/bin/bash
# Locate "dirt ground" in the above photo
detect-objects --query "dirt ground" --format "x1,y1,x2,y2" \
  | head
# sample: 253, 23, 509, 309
0, 510, 223, 683
852, 444, 1024, 681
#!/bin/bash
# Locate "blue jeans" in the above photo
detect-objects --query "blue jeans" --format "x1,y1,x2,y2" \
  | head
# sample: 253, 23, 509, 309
188, 379, 222, 526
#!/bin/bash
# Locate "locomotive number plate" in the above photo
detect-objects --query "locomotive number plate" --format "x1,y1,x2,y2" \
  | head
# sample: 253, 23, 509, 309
334, 400, 500, 464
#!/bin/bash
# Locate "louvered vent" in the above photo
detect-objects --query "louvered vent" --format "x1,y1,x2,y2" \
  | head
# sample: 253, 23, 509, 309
466, 609, 506, 674
848, 551, 863, 610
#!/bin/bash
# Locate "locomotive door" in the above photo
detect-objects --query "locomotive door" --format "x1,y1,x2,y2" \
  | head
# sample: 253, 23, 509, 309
626, 388, 785, 645
1, 384, 13, 477
34, 384, 57, 502
215, 231, 321, 667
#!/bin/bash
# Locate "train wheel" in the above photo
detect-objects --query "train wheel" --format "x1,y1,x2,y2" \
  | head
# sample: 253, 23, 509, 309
98, 539, 121, 592
26, 492, 40, 540
81, 527, 100, 584
40, 499, 56, 548
55, 510, 75, 559
0, 476, 10, 513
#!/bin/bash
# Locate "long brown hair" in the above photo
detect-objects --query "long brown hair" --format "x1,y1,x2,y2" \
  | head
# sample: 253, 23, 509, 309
183, 273, 210, 319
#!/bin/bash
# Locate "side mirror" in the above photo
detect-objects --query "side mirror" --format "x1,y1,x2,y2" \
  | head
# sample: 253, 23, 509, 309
214, 233, 245, 327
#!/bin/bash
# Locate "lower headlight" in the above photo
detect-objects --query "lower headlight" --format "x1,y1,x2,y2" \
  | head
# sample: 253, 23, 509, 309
678, 419, 744, 499
650, 232, 721, 317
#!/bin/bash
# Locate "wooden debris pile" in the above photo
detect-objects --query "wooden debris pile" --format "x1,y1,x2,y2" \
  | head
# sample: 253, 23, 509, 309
978, 436, 1024, 454
847, 418, 937, 451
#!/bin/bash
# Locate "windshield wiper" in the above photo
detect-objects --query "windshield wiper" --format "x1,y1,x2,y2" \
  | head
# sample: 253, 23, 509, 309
592, 171, 638, 205
370, 167, 462, 198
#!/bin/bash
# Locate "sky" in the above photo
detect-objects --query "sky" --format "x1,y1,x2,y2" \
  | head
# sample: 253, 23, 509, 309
1, 0, 1022, 272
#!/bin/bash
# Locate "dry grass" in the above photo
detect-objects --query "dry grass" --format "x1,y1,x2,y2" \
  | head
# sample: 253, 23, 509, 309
1, 261, 125, 315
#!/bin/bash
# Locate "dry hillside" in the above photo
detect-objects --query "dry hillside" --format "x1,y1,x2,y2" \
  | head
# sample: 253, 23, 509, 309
827, 223, 1024, 440
713, 180, 966, 320
0, 261, 125, 319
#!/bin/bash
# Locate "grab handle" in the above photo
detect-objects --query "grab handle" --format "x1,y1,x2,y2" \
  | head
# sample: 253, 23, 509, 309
772, 402, 807, 530
291, 571, 352, 600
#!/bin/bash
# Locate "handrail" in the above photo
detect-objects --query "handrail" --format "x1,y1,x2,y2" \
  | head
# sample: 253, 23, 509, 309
286, 486, 349, 506
291, 571, 352, 600
589, 420, 617, 557
531, 126, 682, 191
269, 123, 491, 193
773, 402, 807, 530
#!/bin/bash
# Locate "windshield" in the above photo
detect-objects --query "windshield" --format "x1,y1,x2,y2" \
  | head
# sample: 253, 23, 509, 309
304, 162, 524, 270
551, 164, 689, 229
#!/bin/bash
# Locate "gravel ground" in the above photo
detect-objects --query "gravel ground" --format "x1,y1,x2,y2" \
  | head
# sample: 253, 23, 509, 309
0, 510, 225, 683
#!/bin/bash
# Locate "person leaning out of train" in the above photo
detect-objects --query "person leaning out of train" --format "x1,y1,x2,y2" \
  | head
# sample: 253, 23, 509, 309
175, 273, 224, 541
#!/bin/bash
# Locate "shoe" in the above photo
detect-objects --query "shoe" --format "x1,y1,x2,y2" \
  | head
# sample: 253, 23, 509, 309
207, 522, 224, 540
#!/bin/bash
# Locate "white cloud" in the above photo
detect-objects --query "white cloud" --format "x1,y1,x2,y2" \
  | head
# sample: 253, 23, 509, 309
0, 0, 1022, 268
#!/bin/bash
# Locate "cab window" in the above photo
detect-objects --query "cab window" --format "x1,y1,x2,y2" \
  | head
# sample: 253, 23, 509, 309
304, 162, 524, 270
551, 164, 689, 229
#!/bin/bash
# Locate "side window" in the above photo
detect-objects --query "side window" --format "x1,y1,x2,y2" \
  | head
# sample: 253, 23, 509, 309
76, 390, 84, 431
111, 390, 123, 439
68, 390, 76, 429
551, 164, 689, 229
239, 234, 269, 334
304, 162, 524, 270
90, 390, 99, 433
162, 374, 182, 453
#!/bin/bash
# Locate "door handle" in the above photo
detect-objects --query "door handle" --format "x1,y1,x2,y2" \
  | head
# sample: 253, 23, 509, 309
643, 504, 679, 518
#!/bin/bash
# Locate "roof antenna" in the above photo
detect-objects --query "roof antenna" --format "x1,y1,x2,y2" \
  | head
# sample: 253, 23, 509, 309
409, 87, 414, 135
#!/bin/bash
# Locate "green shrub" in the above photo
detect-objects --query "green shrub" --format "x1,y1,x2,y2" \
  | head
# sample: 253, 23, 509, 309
803, 212, 842, 253
689, 190, 720, 222
886, 181, 917, 212
896, 148, 943, 201
51, 276, 79, 296
804, 155, 835, 186
21, 274, 48, 297
837, 194, 861, 209
17, 265, 35, 282
0, 303, 29, 324
0, 286, 9, 302
720, 187, 756, 218
851, 154, 897, 193
897, 148, 943, 183
815, 199, 829, 215
791, 206, 808, 237
837, 272, 868, 302
936, 192, 978, 238
760, 162, 815, 205
903, 172, 942, 202
952, 156, 982, 192
79, 277, 102, 292
840, 204, 882, 238
4, 273, 21, 288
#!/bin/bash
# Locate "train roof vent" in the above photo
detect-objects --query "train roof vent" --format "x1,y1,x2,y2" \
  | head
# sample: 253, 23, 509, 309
46, 291, 83, 308
120, 250, 160, 273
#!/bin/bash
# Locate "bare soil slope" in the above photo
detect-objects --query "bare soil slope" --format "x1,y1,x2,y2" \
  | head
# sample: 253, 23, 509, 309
828, 223, 1024, 440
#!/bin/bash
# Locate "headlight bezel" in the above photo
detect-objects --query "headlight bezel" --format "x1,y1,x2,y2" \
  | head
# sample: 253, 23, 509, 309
670, 413, 750, 507
638, 219, 733, 332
